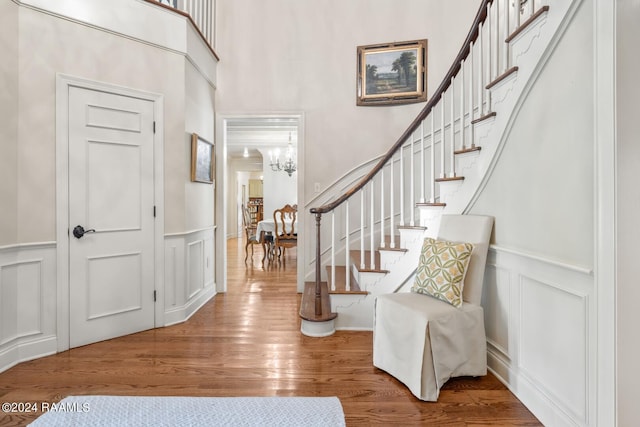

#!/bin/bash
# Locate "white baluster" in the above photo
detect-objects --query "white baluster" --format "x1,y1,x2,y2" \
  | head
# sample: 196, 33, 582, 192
486, 4, 493, 112
345, 201, 350, 291
360, 190, 365, 270
440, 95, 446, 178
430, 113, 436, 202
495, 0, 500, 76
199, 1, 205, 37
399, 144, 405, 226
410, 133, 415, 226
420, 121, 425, 203
487, 3, 492, 84
450, 78, 455, 177
370, 182, 375, 269
331, 211, 335, 291
478, 22, 484, 116
460, 60, 465, 150
504, 0, 510, 69
380, 169, 385, 248
515, 0, 521, 28
469, 41, 475, 148
390, 155, 395, 248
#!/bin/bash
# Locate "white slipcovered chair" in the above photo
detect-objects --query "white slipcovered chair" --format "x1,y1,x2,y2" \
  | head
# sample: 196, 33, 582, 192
373, 214, 494, 401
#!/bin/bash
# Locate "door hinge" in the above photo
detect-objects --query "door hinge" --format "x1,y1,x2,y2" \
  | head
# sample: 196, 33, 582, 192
153, 290, 157, 302
153, 206, 156, 217
153, 121, 156, 134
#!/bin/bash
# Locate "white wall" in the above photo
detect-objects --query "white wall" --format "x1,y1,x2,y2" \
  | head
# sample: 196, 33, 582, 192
0, 0, 19, 246
469, 2, 594, 267
7, 0, 217, 242
616, 0, 640, 424
215, 0, 480, 201
260, 149, 297, 218
185, 60, 216, 232
468, 1, 597, 424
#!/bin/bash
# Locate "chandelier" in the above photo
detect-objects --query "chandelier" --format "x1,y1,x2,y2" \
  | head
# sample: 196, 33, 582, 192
268, 133, 297, 177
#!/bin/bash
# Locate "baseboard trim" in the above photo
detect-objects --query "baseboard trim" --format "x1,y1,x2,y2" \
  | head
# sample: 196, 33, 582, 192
164, 285, 217, 327
0, 335, 57, 374
488, 351, 580, 427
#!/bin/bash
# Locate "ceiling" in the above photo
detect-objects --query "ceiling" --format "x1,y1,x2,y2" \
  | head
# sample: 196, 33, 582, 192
226, 117, 299, 161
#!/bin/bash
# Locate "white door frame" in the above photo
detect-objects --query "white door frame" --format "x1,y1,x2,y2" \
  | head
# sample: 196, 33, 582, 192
55, 74, 165, 352
215, 113, 305, 293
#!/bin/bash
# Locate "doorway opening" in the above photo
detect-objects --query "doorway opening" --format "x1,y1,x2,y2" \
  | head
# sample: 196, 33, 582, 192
218, 114, 304, 293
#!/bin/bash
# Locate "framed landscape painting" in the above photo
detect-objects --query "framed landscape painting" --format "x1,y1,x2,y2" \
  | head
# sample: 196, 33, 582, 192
357, 39, 428, 106
191, 133, 214, 184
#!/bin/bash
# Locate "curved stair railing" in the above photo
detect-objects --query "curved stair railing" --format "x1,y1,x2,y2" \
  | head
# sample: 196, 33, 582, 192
304, 0, 550, 322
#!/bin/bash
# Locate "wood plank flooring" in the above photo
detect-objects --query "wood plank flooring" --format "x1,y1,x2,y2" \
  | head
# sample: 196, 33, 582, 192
0, 238, 541, 426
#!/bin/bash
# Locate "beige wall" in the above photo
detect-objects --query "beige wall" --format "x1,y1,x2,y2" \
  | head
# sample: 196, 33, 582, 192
616, 0, 640, 424
8, 3, 215, 242
469, 0, 594, 268
185, 60, 216, 232
0, 1, 19, 246
215, 0, 480, 205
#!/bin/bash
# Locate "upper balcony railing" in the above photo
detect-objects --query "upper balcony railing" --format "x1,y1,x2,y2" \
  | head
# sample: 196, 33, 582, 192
147, 0, 216, 55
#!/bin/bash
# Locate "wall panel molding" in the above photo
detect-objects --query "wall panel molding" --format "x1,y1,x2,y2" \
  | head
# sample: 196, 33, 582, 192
485, 245, 594, 426
164, 227, 215, 326
0, 243, 56, 374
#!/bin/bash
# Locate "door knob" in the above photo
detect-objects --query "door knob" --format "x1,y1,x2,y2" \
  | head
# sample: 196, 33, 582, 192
73, 225, 96, 239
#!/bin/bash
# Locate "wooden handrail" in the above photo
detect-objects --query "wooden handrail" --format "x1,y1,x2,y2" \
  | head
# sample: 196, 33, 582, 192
310, 0, 492, 216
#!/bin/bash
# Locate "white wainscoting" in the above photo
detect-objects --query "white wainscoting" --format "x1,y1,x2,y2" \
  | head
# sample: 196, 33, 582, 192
0, 242, 57, 373
484, 245, 595, 427
163, 227, 216, 326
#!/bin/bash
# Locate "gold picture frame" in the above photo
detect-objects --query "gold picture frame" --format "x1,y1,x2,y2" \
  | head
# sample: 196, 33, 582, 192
357, 39, 428, 106
191, 133, 214, 184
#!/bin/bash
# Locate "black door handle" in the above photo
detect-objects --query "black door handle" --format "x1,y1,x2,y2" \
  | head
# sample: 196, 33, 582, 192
73, 225, 96, 239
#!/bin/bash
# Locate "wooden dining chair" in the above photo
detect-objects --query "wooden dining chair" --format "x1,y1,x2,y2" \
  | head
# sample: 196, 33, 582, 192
242, 205, 261, 264
273, 204, 297, 258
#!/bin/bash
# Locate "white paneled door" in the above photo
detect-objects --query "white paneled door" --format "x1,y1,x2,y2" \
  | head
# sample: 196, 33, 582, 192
68, 87, 156, 348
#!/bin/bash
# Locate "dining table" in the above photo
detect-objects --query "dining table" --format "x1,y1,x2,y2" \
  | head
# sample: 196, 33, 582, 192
256, 217, 294, 262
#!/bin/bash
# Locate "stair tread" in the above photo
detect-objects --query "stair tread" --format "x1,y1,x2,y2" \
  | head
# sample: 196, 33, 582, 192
378, 246, 408, 252
471, 111, 496, 124
486, 66, 518, 90
397, 225, 427, 230
454, 146, 481, 155
506, 6, 550, 43
349, 250, 390, 273
325, 266, 367, 294
377, 234, 406, 251
435, 176, 465, 182
416, 202, 446, 207
300, 282, 338, 322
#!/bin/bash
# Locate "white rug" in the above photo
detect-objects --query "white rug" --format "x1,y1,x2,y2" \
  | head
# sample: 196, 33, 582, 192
28, 395, 345, 426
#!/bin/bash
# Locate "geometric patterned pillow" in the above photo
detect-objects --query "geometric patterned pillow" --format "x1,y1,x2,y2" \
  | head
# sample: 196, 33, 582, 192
411, 237, 474, 308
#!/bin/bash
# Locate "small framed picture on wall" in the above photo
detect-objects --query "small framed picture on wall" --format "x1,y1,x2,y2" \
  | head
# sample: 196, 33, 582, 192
191, 133, 214, 184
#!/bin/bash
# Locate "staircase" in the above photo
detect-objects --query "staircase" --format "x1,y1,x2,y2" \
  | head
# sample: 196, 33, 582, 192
301, 0, 579, 336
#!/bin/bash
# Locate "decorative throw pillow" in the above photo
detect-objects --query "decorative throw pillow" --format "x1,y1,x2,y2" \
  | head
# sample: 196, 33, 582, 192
411, 237, 474, 308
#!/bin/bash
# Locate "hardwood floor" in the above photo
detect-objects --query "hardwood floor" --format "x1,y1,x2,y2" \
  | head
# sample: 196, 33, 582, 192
0, 238, 541, 426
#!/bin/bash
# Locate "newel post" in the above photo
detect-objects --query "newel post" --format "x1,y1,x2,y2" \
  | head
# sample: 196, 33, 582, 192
314, 212, 323, 316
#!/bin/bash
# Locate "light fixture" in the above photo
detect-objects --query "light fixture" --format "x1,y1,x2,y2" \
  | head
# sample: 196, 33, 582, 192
243, 147, 249, 158
268, 133, 297, 177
